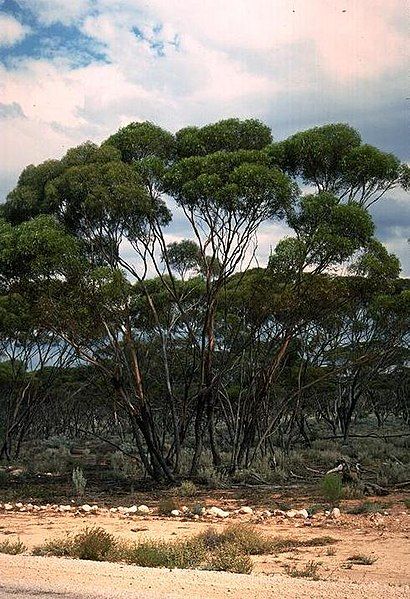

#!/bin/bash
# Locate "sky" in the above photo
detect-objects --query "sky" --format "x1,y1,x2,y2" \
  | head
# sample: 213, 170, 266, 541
0, 0, 409, 273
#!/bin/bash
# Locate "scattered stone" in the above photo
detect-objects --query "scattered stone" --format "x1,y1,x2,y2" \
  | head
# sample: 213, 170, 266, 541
330, 507, 341, 519
117, 506, 127, 514
109, 507, 118, 513
273, 509, 287, 517
81, 504, 92, 513
15, 502, 23, 509
260, 510, 272, 518
137, 505, 150, 514
181, 506, 189, 513
126, 505, 139, 514
239, 506, 253, 514
208, 506, 230, 518
170, 509, 180, 517
4, 503, 13, 511
59, 505, 71, 512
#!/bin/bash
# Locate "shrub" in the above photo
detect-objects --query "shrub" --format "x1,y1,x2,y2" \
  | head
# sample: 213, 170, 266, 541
178, 480, 197, 497
72, 467, 87, 497
347, 501, 386, 515
285, 560, 320, 580
347, 554, 377, 565
158, 497, 179, 516
0, 539, 26, 554
205, 542, 253, 574
33, 527, 118, 561
110, 451, 140, 481
319, 473, 343, 504
126, 539, 205, 569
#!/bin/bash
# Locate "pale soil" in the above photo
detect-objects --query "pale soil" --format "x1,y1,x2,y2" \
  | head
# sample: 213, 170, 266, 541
0, 496, 409, 598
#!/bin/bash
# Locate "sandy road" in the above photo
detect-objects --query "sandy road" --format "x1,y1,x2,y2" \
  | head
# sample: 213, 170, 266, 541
0, 554, 409, 599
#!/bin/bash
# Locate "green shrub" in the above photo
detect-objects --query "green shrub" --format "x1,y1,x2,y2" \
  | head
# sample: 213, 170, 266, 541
158, 497, 179, 516
347, 554, 377, 565
126, 539, 205, 569
33, 527, 118, 561
205, 542, 253, 574
346, 501, 386, 515
285, 560, 320, 580
178, 480, 197, 497
319, 473, 343, 504
0, 538, 26, 554
72, 467, 87, 497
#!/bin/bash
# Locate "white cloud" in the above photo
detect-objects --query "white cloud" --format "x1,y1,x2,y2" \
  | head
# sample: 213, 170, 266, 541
0, 14, 29, 47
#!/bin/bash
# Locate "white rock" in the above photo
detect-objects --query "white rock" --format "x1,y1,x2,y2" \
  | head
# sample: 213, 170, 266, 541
208, 506, 230, 518
261, 510, 272, 518
137, 505, 150, 514
59, 505, 71, 512
26, 503, 34, 511
170, 509, 180, 517
117, 506, 127, 513
109, 507, 118, 513
4, 503, 13, 511
126, 505, 138, 514
273, 509, 287, 517
330, 507, 341, 519
15, 502, 23, 508
81, 504, 92, 513
181, 506, 189, 513
91, 505, 98, 512
286, 509, 297, 518
239, 506, 253, 514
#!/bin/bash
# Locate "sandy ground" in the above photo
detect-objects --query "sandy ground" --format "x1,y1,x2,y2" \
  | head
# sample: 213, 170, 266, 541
0, 498, 409, 598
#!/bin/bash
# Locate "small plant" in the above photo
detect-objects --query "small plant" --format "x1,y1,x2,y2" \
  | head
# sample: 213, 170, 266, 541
178, 480, 198, 497
72, 467, 87, 497
0, 538, 26, 554
158, 497, 179, 516
33, 527, 118, 561
347, 501, 386, 515
326, 547, 336, 556
404, 498, 410, 509
206, 542, 253, 574
343, 484, 364, 499
347, 554, 377, 565
285, 560, 320, 580
319, 473, 343, 504
126, 539, 205, 569
191, 503, 206, 516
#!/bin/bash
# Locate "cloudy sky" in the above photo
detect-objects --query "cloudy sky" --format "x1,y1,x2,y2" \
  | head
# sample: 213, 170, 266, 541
0, 0, 409, 272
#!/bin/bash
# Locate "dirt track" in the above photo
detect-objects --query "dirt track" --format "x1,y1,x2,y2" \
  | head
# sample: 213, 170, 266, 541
0, 553, 409, 599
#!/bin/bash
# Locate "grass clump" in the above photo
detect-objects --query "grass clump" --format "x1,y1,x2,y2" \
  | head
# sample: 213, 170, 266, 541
403, 498, 410, 509
126, 539, 205, 569
285, 560, 320, 580
347, 554, 377, 565
158, 497, 179, 516
346, 501, 386, 515
178, 480, 198, 497
205, 542, 253, 574
33, 527, 118, 561
319, 473, 343, 504
0, 538, 26, 554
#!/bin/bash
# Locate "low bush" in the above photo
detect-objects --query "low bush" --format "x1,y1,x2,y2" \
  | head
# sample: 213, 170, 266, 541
0, 539, 26, 554
33, 527, 118, 561
178, 480, 198, 497
319, 473, 343, 504
205, 542, 253, 574
346, 501, 386, 515
158, 497, 180, 516
347, 554, 377, 565
285, 560, 320, 580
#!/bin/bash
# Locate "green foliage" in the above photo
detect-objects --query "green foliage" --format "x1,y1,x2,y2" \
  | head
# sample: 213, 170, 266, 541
34, 527, 118, 561
0, 538, 26, 554
205, 542, 253, 574
285, 560, 320, 580
346, 501, 386, 515
347, 554, 377, 565
178, 480, 198, 497
72, 467, 87, 497
157, 497, 179, 515
320, 474, 343, 504
176, 118, 272, 157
